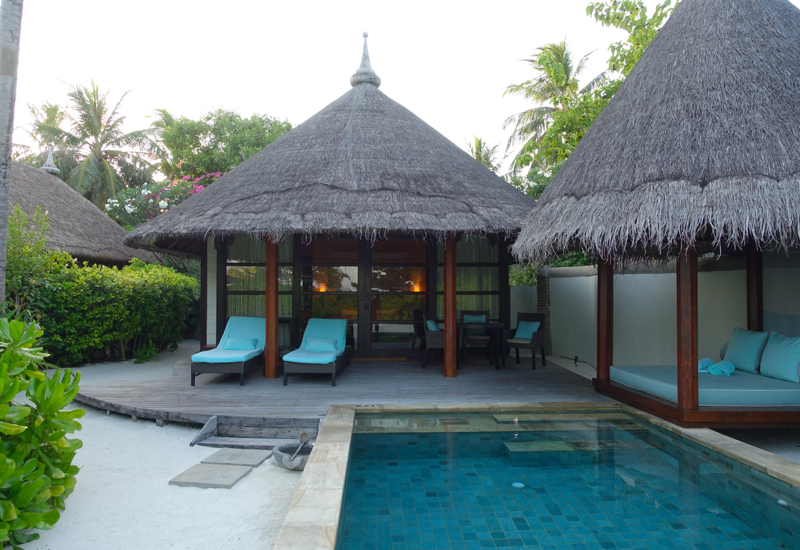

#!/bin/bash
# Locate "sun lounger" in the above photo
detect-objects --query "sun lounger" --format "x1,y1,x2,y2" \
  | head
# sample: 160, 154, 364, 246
283, 318, 349, 386
191, 316, 266, 386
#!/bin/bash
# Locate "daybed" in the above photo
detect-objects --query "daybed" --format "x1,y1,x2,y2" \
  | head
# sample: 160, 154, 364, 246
191, 316, 265, 386
611, 328, 800, 407
283, 318, 349, 386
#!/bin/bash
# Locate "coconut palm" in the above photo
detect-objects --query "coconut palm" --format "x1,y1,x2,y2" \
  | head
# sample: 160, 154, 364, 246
33, 82, 159, 206
468, 137, 500, 173
504, 42, 606, 169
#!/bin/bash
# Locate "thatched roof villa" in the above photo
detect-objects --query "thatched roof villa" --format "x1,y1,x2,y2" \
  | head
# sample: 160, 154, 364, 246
11, 161, 152, 266
127, 34, 535, 378
513, 0, 800, 427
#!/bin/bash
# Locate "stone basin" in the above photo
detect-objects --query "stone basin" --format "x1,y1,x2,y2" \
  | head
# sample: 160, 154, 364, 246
273, 442, 314, 471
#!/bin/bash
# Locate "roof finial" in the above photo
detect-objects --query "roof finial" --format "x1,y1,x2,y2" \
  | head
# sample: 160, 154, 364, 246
350, 32, 381, 88
40, 142, 60, 176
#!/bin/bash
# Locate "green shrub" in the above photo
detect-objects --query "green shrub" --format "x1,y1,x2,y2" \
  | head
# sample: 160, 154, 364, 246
0, 318, 83, 549
7, 206, 200, 366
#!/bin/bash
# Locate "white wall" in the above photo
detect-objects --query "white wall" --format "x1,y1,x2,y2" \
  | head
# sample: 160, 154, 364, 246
206, 239, 217, 346
509, 285, 537, 328
548, 264, 753, 367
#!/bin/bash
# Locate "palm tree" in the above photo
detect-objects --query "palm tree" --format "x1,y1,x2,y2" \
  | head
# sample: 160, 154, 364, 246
0, 0, 24, 300
33, 82, 159, 206
468, 137, 500, 173
503, 42, 606, 171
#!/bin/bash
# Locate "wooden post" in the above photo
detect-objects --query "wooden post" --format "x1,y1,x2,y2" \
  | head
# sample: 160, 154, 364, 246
264, 239, 279, 378
746, 240, 763, 332
444, 234, 457, 377
676, 246, 698, 410
596, 258, 614, 382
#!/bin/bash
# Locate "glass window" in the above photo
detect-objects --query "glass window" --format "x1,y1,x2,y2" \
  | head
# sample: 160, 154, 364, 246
371, 239, 427, 264
226, 266, 293, 292
371, 266, 426, 293
371, 295, 427, 321
436, 267, 499, 292
227, 235, 292, 264
437, 236, 499, 263
305, 295, 359, 321
227, 294, 292, 318
301, 266, 359, 292
300, 236, 358, 264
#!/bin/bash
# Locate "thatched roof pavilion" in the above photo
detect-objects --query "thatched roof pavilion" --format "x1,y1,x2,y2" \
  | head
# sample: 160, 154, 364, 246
126, 35, 532, 257
513, 0, 800, 264
513, 0, 800, 427
125, 34, 534, 380
10, 161, 153, 265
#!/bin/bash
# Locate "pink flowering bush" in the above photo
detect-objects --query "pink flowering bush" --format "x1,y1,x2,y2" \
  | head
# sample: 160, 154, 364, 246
105, 170, 221, 229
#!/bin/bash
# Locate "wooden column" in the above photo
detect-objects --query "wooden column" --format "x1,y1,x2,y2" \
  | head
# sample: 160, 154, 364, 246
444, 234, 457, 377
264, 239, 279, 378
676, 247, 698, 410
746, 240, 763, 332
596, 258, 614, 382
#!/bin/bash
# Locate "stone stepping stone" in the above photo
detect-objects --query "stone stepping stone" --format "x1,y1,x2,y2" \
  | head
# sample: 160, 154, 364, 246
169, 464, 252, 489
201, 448, 273, 467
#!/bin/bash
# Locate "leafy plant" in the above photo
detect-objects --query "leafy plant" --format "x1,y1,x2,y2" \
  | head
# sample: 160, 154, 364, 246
0, 318, 83, 548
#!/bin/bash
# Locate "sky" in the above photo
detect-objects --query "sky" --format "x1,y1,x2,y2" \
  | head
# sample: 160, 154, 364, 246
12, 0, 800, 173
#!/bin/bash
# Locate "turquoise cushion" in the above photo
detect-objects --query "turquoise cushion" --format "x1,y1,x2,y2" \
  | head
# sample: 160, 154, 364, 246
283, 349, 343, 365
514, 321, 540, 340
463, 314, 486, 324
301, 319, 348, 352
305, 338, 338, 352
192, 348, 262, 364
426, 320, 439, 331
223, 338, 258, 351
724, 328, 768, 373
760, 332, 800, 384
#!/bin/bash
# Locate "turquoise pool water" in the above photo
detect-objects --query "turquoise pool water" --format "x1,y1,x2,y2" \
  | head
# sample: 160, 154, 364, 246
336, 410, 799, 550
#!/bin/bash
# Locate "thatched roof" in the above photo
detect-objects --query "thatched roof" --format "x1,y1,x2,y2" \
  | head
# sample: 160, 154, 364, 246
10, 162, 154, 265
513, 0, 800, 264
126, 36, 533, 255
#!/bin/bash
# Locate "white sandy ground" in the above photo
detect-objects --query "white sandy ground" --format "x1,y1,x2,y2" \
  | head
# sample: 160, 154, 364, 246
26, 342, 301, 550
18, 344, 799, 550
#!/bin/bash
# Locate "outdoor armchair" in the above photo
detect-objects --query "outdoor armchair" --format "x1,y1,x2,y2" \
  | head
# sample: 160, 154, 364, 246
283, 318, 349, 386
190, 316, 266, 386
504, 312, 546, 370
460, 309, 492, 361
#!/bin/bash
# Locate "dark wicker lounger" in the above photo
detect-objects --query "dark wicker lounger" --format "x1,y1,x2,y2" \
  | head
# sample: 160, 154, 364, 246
283, 318, 349, 387
190, 316, 266, 387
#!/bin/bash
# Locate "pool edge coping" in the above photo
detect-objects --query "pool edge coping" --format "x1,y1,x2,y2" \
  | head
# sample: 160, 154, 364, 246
270, 401, 800, 550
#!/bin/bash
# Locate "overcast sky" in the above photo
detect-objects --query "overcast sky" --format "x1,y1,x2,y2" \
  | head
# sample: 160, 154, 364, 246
13, 0, 800, 173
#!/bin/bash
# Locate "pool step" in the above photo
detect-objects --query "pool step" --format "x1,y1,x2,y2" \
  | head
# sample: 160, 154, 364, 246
503, 438, 650, 466
493, 412, 631, 423
190, 415, 322, 450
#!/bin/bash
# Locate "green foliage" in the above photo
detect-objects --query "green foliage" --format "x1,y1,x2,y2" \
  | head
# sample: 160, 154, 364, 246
104, 176, 213, 229
0, 318, 83, 549
468, 137, 500, 172
152, 108, 292, 180
587, 0, 677, 76
509, 264, 537, 286
6, 209, 199, 366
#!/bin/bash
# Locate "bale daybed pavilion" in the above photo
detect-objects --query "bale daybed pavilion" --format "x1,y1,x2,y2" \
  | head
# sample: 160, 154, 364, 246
126, 34, 535, 379
514, 0, 800, 428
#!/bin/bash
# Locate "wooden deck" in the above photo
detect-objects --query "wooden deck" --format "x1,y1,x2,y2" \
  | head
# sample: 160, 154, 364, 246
75, 356, 610, 425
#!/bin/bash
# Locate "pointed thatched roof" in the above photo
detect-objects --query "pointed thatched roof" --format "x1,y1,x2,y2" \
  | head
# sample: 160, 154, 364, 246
513, 0, 800, 263
10, 162, 154, 265
125, 36, 533, 255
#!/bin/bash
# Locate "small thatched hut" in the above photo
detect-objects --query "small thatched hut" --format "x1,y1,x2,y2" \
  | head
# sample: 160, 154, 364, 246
126, 34, 535, 378
10, 161, 152, 265
513, 0, 800, 426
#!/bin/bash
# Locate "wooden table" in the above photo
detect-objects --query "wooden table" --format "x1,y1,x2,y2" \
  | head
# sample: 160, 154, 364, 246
457, 322, 506, 369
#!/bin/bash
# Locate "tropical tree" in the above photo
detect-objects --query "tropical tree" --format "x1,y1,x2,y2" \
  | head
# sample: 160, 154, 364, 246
31, 82, 159, 206
152, 108, 291, 181
503, 41, 606, 173
0, 0, 24, 301
467, 137, 500, 172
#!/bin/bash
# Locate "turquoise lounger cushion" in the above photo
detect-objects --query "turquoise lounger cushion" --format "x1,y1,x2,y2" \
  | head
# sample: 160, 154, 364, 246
305, 338, 338, 352
514, 321, 540, 340
760, 332, 800, 384
300, 319, 348, 352
192, 348, 262, 364
724, 328, 768, 373
283, 349, 344, 365
610, 365, 800, 406
426, 320, 439, 331
223, 338, 258, 351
